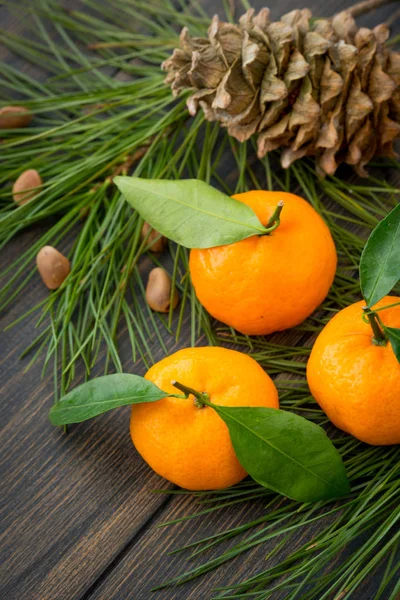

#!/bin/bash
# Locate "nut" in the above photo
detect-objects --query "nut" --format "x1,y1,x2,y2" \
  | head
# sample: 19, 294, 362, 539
36, 246, 70, 290
141, 222, 167, 253
145, 267, 179, 313
12, 169, 43, 205
0, 106, 32, 129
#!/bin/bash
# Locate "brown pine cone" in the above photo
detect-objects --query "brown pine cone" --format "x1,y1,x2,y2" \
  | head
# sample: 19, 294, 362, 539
162, 8, 400, 176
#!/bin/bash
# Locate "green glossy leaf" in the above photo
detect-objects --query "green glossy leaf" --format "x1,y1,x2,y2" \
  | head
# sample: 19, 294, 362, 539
360, 204, 400, 307
114, 177, 267, 248
384, 326, 400, 363
211, 405, 350, 503
49, 374, 166, 426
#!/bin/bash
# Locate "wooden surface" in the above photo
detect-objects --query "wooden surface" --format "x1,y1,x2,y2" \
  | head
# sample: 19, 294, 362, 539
1, 1, 399, 599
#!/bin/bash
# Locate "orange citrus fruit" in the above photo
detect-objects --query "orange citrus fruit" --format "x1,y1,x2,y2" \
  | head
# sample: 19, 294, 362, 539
189, 190, 337, 336
307, 296, 400, 445
130, 346, 279, 490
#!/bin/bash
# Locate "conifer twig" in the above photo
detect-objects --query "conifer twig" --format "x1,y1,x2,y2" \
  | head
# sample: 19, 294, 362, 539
345, 0, 396, 18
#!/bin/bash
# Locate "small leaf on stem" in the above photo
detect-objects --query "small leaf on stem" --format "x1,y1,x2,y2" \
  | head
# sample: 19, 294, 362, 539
384, 326, 400, 362
49, 374, 166, 426
360, 204, 400, 308
211, 404, 350, 502
114, 177, 268, 248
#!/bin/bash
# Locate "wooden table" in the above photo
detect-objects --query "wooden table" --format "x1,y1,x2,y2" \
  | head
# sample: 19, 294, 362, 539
1, 1, 399, 599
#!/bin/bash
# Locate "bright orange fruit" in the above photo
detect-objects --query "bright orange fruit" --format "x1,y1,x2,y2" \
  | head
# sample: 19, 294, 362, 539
189, 190, 337, 335
307, 296, 400, 445
130, 346, 279, 490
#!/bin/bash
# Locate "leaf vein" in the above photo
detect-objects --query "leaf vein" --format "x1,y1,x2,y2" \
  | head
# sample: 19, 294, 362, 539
220, 408, 342, 493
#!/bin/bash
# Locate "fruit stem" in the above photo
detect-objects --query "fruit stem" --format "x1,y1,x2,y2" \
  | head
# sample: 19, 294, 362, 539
362, 307, 387, 346
264, 201, 284, 234
171, 380, 209, 408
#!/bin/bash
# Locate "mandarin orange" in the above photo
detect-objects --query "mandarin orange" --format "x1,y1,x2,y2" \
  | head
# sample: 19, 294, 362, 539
189, 190, 337, 335
307, 296, 400, 445
130, 346, 279, 490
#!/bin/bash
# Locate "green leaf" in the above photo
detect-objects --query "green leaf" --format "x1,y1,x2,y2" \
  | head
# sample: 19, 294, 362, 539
114, 177, 267, 248
49, 374, 166, 426
360, 204, 400, 307
384, 326, 400, 363
211, 405, 350, 503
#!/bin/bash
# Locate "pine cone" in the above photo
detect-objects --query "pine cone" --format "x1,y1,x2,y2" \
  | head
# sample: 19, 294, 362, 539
162, 8, 400, 176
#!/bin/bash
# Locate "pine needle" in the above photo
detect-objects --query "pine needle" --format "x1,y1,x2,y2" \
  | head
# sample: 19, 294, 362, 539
1, 2, 399, 599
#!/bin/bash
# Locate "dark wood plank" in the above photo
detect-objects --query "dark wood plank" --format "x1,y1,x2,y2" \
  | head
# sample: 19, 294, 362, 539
1, 0, 399, 599
0, 246, 179, 600
86, 488, 397, 600
80, 0, 400, 598
0, 3, 181, 599
0, 235, 196, 600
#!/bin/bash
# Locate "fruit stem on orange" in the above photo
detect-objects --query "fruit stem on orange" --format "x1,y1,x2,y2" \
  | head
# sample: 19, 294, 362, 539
171, 379, 209, 408
264, 201, 284, 234
362, 306, 387, 346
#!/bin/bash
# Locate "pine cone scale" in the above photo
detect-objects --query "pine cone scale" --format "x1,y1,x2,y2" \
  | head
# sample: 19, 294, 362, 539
320, 59, 343, 108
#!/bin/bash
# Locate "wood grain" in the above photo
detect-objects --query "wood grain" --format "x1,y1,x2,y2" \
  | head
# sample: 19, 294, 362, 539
1, 0, 399, 599
82, 4, 400, 599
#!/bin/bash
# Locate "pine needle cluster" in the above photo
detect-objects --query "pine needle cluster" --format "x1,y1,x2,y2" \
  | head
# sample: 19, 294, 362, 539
1, 1, 399, 598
